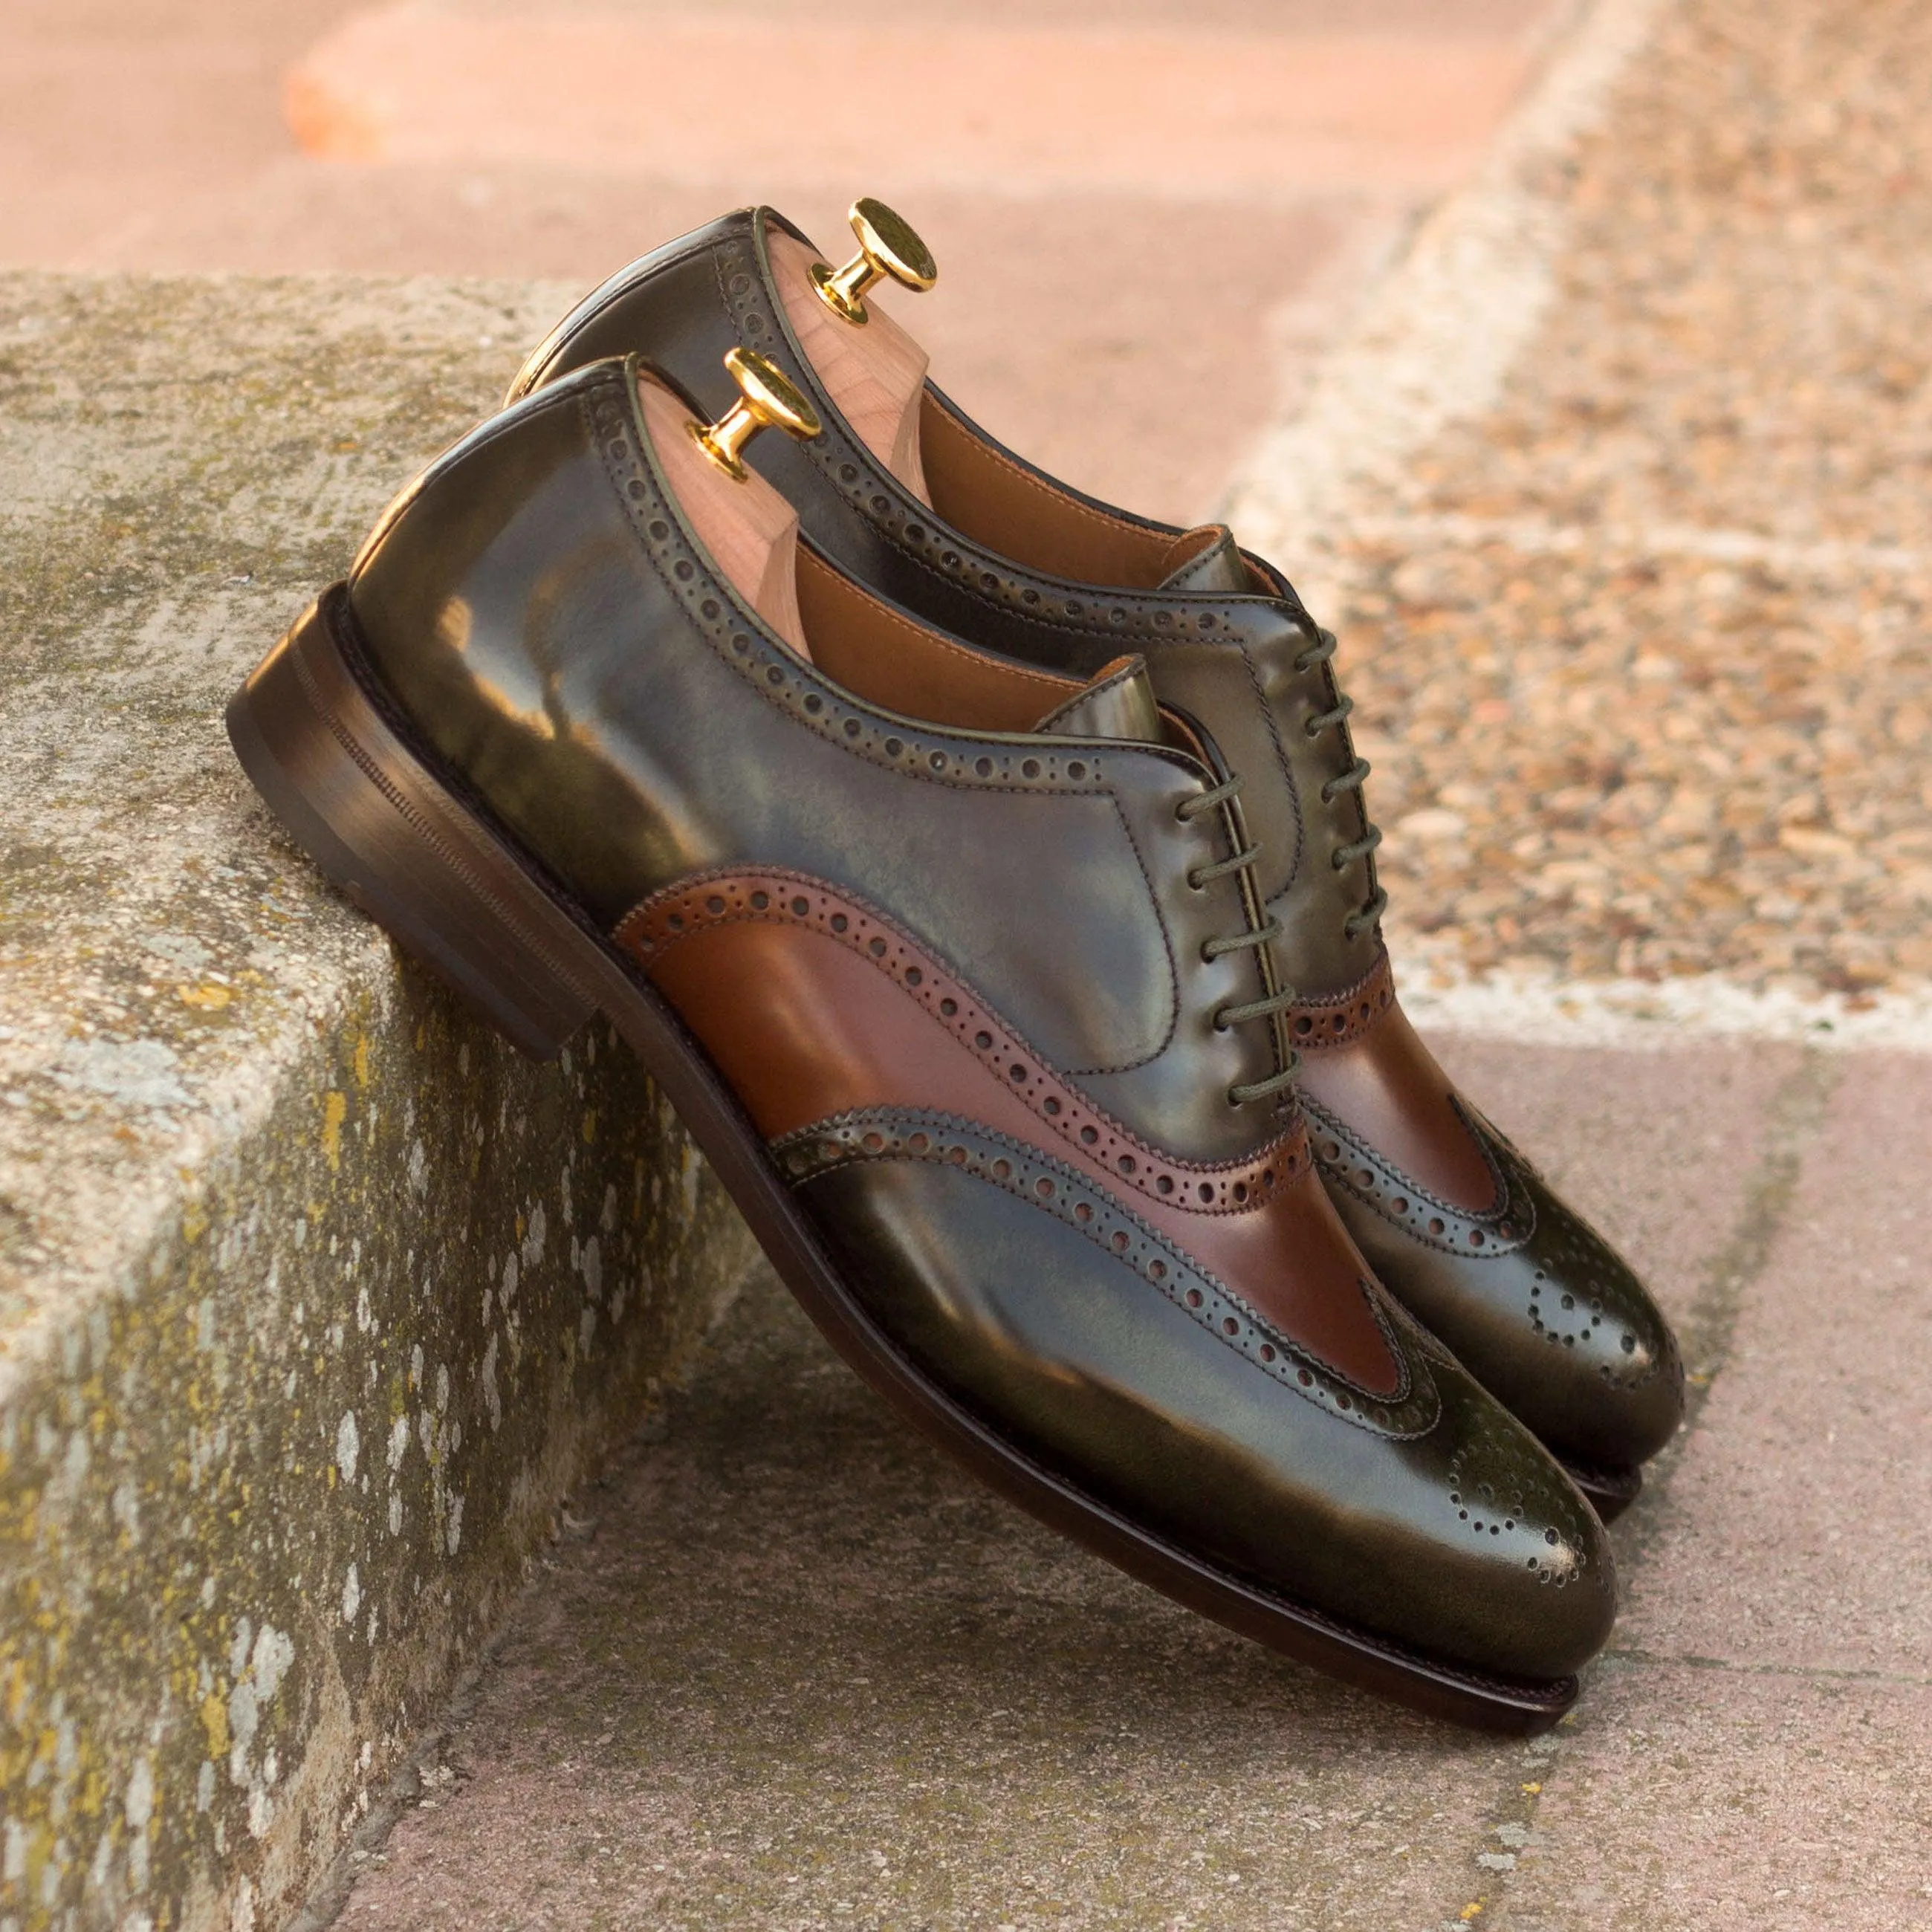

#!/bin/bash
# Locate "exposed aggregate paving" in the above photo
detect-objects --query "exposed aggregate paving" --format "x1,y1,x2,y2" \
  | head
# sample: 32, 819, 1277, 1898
1326, 0, 1932, 996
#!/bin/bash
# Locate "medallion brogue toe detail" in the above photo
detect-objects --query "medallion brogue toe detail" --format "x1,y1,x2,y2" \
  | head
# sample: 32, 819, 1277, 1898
1302, 1086, 1685, 1512
230, 349, 1618, 1729
507, 202, 1687, 1504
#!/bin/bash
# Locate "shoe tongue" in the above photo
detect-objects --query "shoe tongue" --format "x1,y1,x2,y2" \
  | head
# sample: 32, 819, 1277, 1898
1158, 524, 1251, 595
1032, 655, 1164, 743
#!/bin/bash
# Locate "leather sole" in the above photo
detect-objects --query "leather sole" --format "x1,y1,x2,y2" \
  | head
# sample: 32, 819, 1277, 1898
226, 585, 1582, 1735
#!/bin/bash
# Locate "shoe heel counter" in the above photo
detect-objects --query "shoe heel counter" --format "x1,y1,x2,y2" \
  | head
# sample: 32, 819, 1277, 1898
509, 216, 753, 405
336, 357, 728, 928
346, 366, 617, 683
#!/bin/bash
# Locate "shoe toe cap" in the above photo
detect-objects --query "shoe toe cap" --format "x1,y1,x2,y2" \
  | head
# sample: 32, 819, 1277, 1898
1318, 1106, 1687, 1475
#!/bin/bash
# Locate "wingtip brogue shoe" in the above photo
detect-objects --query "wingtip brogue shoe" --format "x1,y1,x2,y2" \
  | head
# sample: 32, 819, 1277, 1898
230, 350, 1616, 1729
507, 203, 1687, 1517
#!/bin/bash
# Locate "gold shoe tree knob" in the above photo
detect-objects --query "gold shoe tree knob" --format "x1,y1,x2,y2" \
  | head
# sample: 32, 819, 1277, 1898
810, 197, 939, 325
687, 347, 823, 480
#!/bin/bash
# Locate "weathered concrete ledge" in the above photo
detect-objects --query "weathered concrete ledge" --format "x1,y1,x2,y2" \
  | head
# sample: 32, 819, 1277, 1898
0, 273, 761, 1932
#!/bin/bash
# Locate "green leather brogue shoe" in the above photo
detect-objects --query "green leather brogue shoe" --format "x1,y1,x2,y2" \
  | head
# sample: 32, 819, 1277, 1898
229, 351, 1616, 1728
506, 202, 1685, 1518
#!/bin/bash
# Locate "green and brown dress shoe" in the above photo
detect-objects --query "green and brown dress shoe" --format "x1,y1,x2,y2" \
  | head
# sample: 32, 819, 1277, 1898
229, 348, 1615, 1729
506, 201, 1685, 1520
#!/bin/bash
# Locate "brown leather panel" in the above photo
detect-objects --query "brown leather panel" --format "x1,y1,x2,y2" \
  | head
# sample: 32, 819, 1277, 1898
620, 869, 1400, 1395
621, 869, 1305, 1212
1288, 948, 1398, 1053
794, 543, 1079, 731
918, 389, 1181, 590
1294, 991, 1500, 1213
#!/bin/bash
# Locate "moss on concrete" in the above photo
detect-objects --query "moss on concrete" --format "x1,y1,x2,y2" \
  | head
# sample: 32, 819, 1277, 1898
0, 272, 759, 1931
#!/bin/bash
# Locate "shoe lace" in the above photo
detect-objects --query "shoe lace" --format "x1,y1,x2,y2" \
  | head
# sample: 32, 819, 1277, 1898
1293, 625, 1388, 941
1177, 775, 1300, 1109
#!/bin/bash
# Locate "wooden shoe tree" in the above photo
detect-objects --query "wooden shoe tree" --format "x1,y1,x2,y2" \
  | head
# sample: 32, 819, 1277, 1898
634, 349, 1120, 735
635, 351, 817, 658
765, 199, 1245, 594
767, 198, 938, 505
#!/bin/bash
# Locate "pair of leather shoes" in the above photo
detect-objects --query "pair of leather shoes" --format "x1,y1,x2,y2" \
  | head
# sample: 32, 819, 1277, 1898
229, 200, 1680, 1732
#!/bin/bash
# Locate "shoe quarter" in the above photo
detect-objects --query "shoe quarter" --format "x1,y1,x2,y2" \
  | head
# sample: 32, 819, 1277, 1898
349, 363, 1282, 1164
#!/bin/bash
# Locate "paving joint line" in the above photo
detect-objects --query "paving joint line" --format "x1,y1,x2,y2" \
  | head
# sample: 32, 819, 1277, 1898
1457, 1046, 1837, 1931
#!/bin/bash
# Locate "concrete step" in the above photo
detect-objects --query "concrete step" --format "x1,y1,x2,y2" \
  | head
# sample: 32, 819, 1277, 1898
0, 270, 760, 1932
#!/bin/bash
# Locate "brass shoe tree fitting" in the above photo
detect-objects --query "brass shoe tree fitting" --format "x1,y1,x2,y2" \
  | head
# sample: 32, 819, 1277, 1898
810, 198, 939, 325
687, 347, 823, 479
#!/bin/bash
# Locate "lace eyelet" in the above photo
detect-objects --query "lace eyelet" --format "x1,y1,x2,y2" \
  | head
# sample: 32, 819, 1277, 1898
1186, 867, 1207, 891
1211, 1009, 1232, 1033
1199, 941, 1216, 965
1331, 849, 1348, 872
1304, 719, 1323, 740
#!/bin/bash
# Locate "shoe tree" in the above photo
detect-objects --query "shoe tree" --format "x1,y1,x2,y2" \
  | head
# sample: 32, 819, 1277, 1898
766, 198, 939, 505
634, 347, 1137, 739
636, 348, 822, 658
762, 199, 1239, 596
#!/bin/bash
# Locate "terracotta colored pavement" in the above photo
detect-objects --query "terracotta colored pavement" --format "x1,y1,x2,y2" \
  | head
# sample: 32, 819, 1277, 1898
0, 0, 1556, 524
328, 1040, 1932, 1931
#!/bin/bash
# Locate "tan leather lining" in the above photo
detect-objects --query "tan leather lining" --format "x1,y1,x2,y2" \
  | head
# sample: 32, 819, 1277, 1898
918, 389, 1187, 589
620, 869, 1400, 1395
794, 544, 1080, 730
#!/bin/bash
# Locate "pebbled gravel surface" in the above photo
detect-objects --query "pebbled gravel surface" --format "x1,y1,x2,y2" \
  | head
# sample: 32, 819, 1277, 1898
1323, 0, 1932, 996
